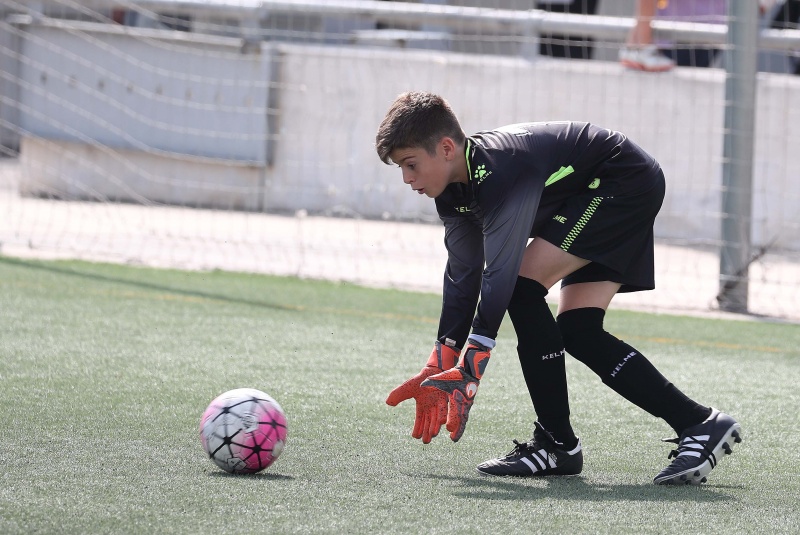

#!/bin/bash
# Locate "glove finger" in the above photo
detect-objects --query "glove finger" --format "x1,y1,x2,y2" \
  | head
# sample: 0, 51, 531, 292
411, 403, 424, 440
448, 391, 472, 442
421, 394, 443, 442
386, 380, 416, 406
449, 408, 468, 442
430, 416, 441, 440
437, 395, 448, 426
445, 396, 460, 434
428, 402, 443, 440
421, 410, 434, 444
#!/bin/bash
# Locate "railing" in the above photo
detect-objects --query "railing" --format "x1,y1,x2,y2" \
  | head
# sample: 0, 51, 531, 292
15, 0, 800, 51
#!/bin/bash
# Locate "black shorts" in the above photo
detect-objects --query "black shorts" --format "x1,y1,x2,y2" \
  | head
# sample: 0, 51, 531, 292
537, 166, 666, 293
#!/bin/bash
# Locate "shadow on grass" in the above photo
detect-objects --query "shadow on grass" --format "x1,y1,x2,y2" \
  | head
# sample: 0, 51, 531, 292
208, 471, 295, 481
419, 473, 740, 503
0, 255, 301, 312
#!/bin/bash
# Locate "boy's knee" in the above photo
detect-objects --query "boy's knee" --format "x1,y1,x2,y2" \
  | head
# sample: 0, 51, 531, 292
508, 276, 562, 355
556, 307, 606, 357
508, 276, 550, 325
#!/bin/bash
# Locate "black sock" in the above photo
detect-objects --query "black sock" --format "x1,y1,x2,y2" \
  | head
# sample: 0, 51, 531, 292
507, 276, 577, 448
557, 307, 711, 435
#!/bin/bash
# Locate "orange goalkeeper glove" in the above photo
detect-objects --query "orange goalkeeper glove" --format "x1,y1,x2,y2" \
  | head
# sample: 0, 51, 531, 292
420, 339, 492, 442
386, 341, 459, 444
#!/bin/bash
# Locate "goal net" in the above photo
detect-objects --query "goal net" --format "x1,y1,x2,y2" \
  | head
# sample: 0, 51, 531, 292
1, 0, 798, 320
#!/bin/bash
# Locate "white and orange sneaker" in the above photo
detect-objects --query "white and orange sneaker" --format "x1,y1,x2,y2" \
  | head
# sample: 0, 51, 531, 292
619, 45, 675, 72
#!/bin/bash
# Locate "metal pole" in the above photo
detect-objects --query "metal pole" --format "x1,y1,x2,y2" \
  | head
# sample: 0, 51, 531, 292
718, 0, 758, 313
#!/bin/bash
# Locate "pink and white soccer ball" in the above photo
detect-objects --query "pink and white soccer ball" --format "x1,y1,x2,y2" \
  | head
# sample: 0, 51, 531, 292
200, 388, 288, 474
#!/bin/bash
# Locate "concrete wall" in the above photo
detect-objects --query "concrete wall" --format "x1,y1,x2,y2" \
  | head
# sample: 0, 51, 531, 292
15, 20, 271, 209
17, 24, 272, 163
265, 43, 800, 249
15, 33, 800, 249
0, 15, 21, 152
20, 137, 264, 210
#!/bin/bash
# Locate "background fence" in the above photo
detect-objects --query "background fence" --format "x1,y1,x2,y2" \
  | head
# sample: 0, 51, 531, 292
1, 0, 799, 320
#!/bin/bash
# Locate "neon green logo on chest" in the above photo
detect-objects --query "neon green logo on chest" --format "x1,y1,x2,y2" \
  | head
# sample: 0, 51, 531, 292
545, 165, 574, 187
474, 164, 492, 183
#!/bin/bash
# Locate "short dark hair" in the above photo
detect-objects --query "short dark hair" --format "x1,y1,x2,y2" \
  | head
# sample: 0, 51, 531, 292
375, 92, 466, 164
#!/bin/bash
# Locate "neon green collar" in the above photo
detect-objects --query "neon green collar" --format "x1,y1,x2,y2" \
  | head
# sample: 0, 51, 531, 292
465, 139, 473, 181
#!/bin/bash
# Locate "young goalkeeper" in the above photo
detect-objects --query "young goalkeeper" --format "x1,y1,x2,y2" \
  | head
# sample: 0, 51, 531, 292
377, 91, 742, 485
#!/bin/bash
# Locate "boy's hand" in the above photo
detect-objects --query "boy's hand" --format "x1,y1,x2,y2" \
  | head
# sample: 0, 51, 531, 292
385, 341, 459, 444
420, 341, 491, 442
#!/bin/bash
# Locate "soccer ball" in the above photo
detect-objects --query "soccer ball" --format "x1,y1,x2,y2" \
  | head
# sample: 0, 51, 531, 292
200, 388, 288, 474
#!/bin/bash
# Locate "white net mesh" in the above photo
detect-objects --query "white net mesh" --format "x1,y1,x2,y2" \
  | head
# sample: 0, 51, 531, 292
1, 0, 799, 320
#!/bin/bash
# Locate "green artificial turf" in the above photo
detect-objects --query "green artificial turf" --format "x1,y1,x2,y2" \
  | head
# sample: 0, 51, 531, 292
1, 256, 798, 534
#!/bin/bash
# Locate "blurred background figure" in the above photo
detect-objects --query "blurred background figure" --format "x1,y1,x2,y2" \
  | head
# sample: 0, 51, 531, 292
768, 0, 800, 74
656, 0, 727, 69
536, 0, 601, 60
619, 0, 675, 71
619, 1, 792, 72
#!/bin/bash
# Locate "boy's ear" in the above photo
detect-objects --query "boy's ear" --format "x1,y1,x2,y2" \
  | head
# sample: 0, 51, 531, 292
441, 136, 457, 160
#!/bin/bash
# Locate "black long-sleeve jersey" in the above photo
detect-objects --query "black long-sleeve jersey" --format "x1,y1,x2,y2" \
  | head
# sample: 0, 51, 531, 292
434, 121, 653, 346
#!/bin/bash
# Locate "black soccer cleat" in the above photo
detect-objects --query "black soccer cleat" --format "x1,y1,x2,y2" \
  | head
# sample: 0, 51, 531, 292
476, 421, 583, 477
653, 408, 743, 485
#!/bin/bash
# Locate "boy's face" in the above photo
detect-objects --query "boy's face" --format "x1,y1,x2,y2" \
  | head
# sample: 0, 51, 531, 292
389, 137, 461, 199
